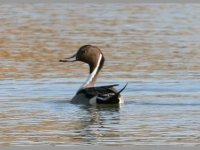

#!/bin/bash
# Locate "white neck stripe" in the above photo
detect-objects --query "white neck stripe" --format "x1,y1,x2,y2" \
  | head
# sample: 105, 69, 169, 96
81, 54, 102, 89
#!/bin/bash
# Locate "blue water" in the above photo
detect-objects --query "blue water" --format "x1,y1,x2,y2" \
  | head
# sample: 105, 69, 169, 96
1, 77, 200, 146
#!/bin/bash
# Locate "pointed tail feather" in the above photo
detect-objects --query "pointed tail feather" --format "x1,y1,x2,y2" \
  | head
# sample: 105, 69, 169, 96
116, 83, 128, 95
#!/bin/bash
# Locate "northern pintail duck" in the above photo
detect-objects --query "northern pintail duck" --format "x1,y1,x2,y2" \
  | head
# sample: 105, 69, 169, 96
60, 45, 127, 105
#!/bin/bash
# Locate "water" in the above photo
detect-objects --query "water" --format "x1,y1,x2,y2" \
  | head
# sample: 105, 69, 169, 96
0, 3, 200, 146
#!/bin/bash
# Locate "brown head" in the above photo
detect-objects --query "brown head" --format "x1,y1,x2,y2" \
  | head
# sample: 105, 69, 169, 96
60, 45, 105, 74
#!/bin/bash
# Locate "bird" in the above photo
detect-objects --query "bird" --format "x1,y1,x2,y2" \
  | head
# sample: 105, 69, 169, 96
59, 45, 127, 105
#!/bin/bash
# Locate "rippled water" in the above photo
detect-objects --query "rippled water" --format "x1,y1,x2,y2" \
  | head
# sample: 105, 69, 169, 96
1, 3, 200, 146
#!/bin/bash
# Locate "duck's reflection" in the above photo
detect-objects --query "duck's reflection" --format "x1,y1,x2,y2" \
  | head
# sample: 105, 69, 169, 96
75, 104, 122, 144
45, 100, 123, 145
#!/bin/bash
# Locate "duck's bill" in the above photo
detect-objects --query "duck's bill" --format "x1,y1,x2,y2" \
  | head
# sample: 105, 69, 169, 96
59, 54, 77, 62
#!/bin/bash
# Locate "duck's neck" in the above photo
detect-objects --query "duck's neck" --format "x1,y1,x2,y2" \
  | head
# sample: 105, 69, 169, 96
81, 54, 104, 89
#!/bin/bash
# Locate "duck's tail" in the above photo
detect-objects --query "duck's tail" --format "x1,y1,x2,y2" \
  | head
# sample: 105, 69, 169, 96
97, 83, 128, 104
116, 83, 128, 95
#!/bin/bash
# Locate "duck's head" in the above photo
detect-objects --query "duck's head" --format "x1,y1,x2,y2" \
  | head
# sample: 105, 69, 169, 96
60, 45, 105, 73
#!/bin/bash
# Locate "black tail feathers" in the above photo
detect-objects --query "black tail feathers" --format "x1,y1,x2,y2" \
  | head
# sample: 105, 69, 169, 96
116, 83, 128, 96
97, 83, 128, 104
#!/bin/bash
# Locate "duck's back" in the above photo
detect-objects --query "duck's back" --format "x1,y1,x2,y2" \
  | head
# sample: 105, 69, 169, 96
71, 84, 122, 105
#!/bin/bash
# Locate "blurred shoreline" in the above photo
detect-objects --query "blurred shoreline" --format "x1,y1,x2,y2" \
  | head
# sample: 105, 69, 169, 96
0, 0, 197, 4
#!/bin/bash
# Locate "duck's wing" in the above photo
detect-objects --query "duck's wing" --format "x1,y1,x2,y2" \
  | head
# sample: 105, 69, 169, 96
77, 84, 119, 97
78, 83, 128, 104
92, 84, 119, 90
96, 83, 128, 104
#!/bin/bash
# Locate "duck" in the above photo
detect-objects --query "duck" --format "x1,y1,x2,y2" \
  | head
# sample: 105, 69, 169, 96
59, 45, 127, 105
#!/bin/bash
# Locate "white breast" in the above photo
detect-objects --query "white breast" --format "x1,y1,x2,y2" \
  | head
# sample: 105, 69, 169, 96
119, 95, 124, 104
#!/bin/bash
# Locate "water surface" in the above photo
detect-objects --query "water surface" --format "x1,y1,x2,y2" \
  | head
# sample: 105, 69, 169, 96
0, 3, 200, 146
